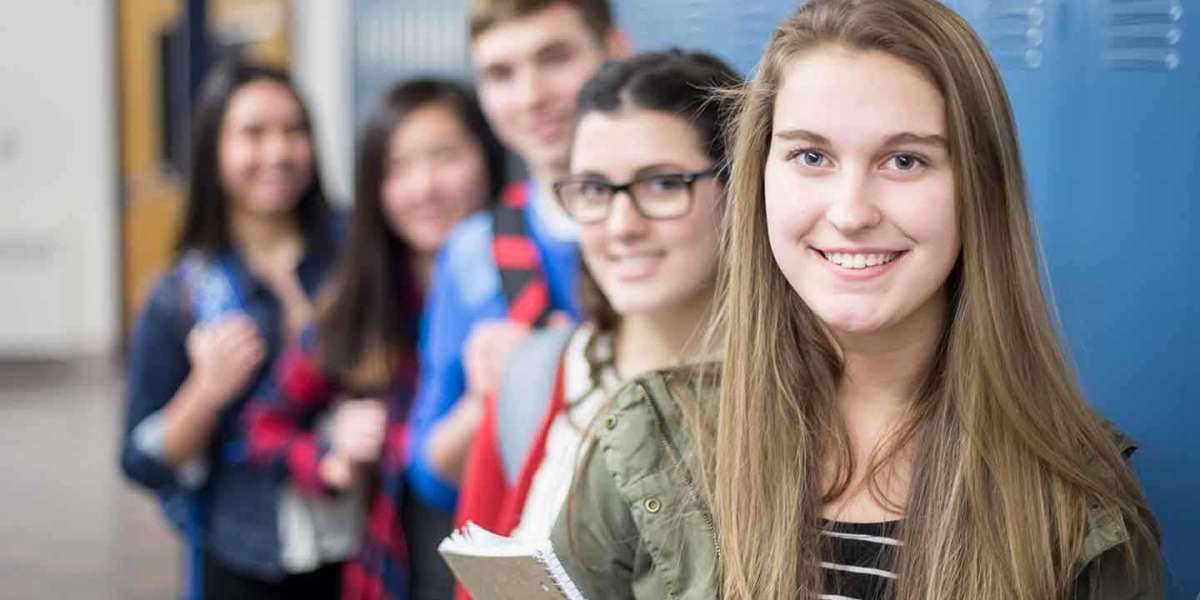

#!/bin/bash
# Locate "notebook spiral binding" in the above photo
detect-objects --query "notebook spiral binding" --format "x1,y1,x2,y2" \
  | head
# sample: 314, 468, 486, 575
534, 541, 587, 600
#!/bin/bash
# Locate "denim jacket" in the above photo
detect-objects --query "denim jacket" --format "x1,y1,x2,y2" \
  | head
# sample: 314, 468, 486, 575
120, 236, 337, 584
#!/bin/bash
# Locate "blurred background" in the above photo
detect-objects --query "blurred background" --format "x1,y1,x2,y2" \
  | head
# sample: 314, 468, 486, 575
0, 0, 1194, 597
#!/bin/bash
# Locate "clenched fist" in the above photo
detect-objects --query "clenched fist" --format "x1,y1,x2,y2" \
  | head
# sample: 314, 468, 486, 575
185, 314, 266, 409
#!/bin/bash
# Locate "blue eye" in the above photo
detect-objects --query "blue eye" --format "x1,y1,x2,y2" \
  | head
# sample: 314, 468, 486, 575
888, 153, 924, 171
794, 150, 826, 167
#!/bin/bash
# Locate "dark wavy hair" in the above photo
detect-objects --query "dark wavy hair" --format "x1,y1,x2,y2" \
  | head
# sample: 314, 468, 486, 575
316, 79, 506, 390
175, 59, 332, 258
572, 49, 741, 333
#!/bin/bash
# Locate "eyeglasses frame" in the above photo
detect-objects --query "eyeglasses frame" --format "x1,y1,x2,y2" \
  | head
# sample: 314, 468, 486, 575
551, 165, 723, 224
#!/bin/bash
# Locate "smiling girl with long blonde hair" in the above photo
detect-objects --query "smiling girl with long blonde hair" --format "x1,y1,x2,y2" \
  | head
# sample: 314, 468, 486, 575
553, 1, 1161, 598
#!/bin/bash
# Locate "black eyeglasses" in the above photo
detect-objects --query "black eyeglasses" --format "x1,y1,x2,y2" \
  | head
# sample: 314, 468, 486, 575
552, 166, 721, 224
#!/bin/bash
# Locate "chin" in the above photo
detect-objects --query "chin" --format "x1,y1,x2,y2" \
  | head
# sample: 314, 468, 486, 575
605, 293, 663, 317
524, 144, 570, 173
408, 238, 442, 256
243, 197, 299, 218
810, 303, 890, 335
610, 287, 702, 321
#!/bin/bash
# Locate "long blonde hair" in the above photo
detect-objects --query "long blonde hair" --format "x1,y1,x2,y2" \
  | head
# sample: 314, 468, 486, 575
706, 0, 1159, 598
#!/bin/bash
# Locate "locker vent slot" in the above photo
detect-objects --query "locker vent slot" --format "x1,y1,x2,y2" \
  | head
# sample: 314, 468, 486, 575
1106, 0, 1182, 70
984, 0, 1047, 70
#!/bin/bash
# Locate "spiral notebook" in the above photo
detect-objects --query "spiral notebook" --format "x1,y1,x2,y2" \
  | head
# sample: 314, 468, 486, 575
437, 522, 587, 600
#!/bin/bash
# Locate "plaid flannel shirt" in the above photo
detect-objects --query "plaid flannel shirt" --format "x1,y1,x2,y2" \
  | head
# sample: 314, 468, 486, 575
246, 311, 420, 600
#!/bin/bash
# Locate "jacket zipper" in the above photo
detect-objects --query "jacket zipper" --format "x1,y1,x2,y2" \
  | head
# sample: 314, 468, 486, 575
640, 383, 723, 563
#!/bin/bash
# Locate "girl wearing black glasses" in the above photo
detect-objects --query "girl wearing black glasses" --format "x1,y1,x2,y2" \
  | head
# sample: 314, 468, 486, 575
451, 49, 739, 572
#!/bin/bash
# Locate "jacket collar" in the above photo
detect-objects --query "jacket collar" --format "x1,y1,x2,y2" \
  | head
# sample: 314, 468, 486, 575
1079, 430, 1138, 566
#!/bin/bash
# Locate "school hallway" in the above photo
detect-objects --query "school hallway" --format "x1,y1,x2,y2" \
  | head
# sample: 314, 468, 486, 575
0, 360, 178, 599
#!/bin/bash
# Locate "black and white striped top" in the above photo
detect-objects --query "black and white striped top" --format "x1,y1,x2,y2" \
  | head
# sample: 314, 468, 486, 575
820, 520, 901, 600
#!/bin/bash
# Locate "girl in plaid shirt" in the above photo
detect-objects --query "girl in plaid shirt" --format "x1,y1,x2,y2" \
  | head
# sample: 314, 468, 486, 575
245, 79, 506, 600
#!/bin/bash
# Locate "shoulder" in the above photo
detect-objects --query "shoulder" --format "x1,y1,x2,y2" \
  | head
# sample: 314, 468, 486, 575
441, 211, 494, 262
604, 370, 718, 441
594, 369, 717, 484
1101, 421, 1138, 459
435, 211, 500, 307
1076, 508, 1161, 599
126, 268, 192, 384
135, 266, 189, 330
1075, 425, 1162, 598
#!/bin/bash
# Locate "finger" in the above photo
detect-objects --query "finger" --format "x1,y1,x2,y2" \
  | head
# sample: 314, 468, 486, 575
211, 319, 247, 348
547, 311, 573, 328
227, 319, 263, 346
229, 340, 265, 370
217, 330, 255, 354
186, 328, 211, 358
220, 312, 255, 331
221, 317, 263, 348
187, 324, 207, 345
477, 363, 497, 395
223, 333, 263, 357
464, 347, 485, 395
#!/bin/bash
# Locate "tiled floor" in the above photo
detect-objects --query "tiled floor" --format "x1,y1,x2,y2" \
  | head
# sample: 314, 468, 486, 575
0, 359, 179, 599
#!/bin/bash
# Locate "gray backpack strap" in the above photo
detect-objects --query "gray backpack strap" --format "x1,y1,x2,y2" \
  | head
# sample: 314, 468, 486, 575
495, 326, 575, 485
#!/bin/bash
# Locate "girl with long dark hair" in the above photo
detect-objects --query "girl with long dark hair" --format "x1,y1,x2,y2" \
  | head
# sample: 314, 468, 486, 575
244, 78, 504, 600
120, 59, 341, 599
452, 49, 739, 600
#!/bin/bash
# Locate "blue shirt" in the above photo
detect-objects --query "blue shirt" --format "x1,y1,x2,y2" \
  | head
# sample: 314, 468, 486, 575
406, 183, 581, 510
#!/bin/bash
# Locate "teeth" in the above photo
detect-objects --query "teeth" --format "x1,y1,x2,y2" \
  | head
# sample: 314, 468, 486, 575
822, 251, 899, 270
614, 255, 657, 267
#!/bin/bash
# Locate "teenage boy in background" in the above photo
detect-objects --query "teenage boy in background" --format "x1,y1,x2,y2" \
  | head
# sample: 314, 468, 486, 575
402, 2, 629, 597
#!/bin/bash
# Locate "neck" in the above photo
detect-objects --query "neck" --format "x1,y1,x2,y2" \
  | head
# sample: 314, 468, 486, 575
613, 289, 715, 380
836, 290, 947, 406
526, 161, 579, 241
819, 292, 946, 521
529, 161, 568, 206
229, 207, 301, 255
830, 290, 946, 465
413, 252, 436, 293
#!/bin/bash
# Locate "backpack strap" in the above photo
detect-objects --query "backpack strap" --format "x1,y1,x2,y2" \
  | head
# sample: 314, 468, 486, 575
491, 181, 552, 327
178, 251, 251, 465
178, 251, 247, 326
494, 326, 574, 485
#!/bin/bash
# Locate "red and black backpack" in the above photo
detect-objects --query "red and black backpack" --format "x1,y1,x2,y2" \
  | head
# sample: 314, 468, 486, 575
491, 181, 554, 327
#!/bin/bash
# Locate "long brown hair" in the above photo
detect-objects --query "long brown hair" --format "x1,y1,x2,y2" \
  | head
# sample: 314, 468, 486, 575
316, 79, 505, 391
707, 1, 1159, 598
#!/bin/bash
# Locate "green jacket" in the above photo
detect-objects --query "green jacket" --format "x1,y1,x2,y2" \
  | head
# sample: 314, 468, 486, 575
549, 371, 1161, 600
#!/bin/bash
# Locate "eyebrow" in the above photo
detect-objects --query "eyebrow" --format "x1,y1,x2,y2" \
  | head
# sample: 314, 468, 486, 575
535, 39, 575, 58
477, 61, 511, 78
477, 36, 576, 74
773, 129, 831, 145
633, 163, 689, 177
568, 163, 691, 181
773, 128, 949, 149
882, 132, 949, 149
